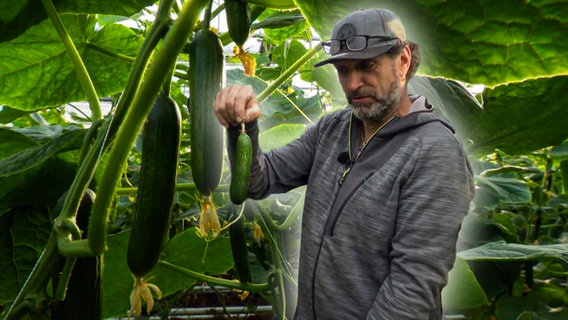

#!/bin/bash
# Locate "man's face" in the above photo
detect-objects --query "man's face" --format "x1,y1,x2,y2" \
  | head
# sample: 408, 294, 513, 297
333, 55, 401, 122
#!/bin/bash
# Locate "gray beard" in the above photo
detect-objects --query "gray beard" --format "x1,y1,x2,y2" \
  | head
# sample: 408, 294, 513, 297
351, 81, 401, 122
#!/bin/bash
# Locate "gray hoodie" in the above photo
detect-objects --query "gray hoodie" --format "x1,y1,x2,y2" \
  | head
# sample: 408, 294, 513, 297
227, 95, 474, 319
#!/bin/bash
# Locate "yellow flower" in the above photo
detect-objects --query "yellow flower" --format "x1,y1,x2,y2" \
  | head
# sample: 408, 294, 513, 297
198, 195, 221, 238
128, 276, 162, 317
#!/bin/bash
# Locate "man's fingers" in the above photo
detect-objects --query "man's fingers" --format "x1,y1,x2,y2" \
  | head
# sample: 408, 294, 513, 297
214, 85, 260, 127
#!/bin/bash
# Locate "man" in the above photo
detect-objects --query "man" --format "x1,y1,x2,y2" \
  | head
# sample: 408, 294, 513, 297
215, 8, 474, 320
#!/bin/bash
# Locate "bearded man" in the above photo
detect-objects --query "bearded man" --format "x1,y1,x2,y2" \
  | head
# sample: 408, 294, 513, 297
215, 8, 474, 320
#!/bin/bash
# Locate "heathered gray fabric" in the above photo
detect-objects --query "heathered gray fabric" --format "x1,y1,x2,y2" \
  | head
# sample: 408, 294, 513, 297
227, 96, 474, 320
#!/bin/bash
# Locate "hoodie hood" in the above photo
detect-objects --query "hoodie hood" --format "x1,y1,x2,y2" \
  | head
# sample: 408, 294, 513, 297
373, 95, 455, 138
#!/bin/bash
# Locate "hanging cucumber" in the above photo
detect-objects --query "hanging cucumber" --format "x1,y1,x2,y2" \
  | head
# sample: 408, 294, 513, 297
230, 123, 252, 205
126, 91, 181, 316
228, 203, 252, 283
188, 28, 225, 196
225, 0, 251, 47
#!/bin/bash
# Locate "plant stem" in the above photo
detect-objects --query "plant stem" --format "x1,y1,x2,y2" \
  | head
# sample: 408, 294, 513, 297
158, 260, 270, 293
88, 0, 208, 256
40, 0, 102, 121
115, 183, 229, 195
256, 43, 322, 103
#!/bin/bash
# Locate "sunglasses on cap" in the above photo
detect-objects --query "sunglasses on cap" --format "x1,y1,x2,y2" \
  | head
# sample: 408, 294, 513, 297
321, 35, 402, 55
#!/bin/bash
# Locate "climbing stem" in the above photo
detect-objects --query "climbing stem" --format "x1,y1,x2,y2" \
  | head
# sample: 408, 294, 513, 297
40, 0, 102, 121
256, 43, 321, 103
158, 260, 270, 293
88, 0, 208, 255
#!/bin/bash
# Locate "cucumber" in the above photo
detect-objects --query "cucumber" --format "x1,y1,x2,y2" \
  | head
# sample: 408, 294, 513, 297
228, 204, 252, 283
127, 92, 181, 278
229, 125, 252, 205
189, 29, 225, 196
225, 0, 251, 47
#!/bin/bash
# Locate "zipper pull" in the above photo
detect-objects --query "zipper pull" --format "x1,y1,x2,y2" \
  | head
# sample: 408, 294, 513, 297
338, 167, 351, 185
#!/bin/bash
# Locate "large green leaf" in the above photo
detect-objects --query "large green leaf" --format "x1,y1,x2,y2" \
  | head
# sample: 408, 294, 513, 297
408, 76, 483, 148
469, 76, 568, 155
442, 257, 490, 310
260, 10, 309, 44
102, 228, 233, 318
0, 206, 52, 305
0, 128, 38, 160
458, 240, 568, 267
474, 176, 532, 206
295, 0, 568, 87
259, 124, 307, 151
0, 14, 143, 110
0, 0, 156, 42
0, 128, 84, 177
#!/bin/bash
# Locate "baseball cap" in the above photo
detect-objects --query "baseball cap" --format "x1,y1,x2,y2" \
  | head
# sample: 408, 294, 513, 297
314, 8, 406, 67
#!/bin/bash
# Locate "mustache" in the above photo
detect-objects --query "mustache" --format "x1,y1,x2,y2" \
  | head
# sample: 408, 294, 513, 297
347, 89, 377, 103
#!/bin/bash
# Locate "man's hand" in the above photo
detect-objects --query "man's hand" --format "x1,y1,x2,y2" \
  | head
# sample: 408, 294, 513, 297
214, 84, 261, 128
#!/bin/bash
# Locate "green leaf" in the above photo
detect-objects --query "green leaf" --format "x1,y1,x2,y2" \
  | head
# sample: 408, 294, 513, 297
296, 0, 568, 86
0, 206, 52, 305
442, 257, 489, 310
0, 15, 143, 110
260, 10, 309, 43
152, 228, 233, 295
0, 128, 38, 160
0, 154, 78, 210
0, 0, 156, 42
407, 76, 483, 148
470, 76, 568, 155
496, 295, 568, 320
0, 128, 84, 177
259, 123, 307, 151
102, 228, 233, 318
474, 175, 532, 206
0, 106, 30, 124
458, 240, 568, 267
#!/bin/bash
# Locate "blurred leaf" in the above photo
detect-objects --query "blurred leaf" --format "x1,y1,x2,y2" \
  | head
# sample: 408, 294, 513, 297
496, 295, 568, 320
470, 76, 568, 155
260, 10, 309, 43
0, 106, 29, 124
259, 123, 306, 151
272, 39, 309, 74
407, 76, 483, 148
459, 240, 568, 267
296, 0, 568, 86
0, 15, 143, 110
442, 257, 490, 310
474, 176, 531, 206
252, 11, 305, 30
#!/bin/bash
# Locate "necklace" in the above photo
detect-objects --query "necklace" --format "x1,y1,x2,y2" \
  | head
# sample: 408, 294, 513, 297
356, 116, 395, 159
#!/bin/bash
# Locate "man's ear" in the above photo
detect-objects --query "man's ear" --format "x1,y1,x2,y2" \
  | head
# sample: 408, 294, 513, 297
399, 45, 412, 79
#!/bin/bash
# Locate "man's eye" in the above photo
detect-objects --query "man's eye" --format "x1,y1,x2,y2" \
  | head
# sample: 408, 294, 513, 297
335, 66, 349, 76
356, 61, 376, 72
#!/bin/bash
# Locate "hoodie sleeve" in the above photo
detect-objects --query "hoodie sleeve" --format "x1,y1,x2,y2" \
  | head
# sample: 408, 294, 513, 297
367, 130, 474, 320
